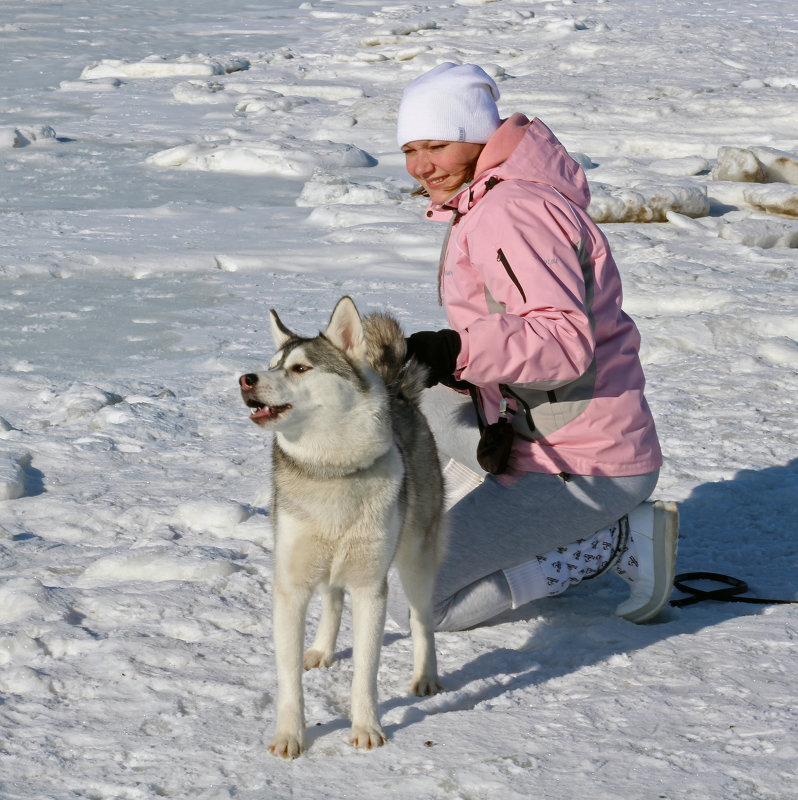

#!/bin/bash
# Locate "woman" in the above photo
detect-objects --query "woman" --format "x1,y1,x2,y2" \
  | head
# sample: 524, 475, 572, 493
395, 63, 678, 631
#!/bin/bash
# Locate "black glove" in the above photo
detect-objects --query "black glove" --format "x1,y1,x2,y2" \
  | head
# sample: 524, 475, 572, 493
405, 329, 462, 388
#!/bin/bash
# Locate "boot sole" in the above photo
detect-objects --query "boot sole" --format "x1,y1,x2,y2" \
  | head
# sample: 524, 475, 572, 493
618, 501, 679, 623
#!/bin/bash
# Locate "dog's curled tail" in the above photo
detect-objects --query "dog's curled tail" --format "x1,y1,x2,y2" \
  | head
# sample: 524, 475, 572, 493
395, 358, 428, 406
361, 313, 427, 404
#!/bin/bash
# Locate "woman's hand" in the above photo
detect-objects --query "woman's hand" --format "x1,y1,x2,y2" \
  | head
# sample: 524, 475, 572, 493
405, 329, 462, 387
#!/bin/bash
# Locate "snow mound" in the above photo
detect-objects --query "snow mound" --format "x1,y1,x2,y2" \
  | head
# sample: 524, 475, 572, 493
648, 156, 710, 177
147, 137, 377, 179
35, 384, 124, 425
305, 205, 418, 228
711, 146, 766, 182
588, 180, 710, 223
0, 578, 44, 624
171, 80, 230, 105
360, 18, 437, 46
0, 126, 57, 149
0, 666, 45, 694
78, 547, 239, 587
252, 82, 364, 101
757, 336, 798, 369
709, 179, 798, 220
742, 183, 798, 218
570, 152, 595, 171
0, 451, 31, 501
59, 77, 124, 92
711, 145, 798, 185
757, 336, 798, 370
296, 173, 402, 207
330, 51, 389, 64
80, 55, 249, 80
233, 93, 310, 116
719, 215, 798, 248
753, 146, 798, 184
176, 500, 253, 537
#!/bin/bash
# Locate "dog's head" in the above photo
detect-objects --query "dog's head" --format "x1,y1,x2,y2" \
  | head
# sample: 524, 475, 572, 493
239, 296, 375, 435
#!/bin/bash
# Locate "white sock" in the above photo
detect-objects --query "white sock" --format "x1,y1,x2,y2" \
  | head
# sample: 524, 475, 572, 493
502, 559, 550, 609
503, 522, 622, 609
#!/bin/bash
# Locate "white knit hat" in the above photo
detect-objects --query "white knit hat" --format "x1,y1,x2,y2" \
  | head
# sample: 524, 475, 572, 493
396, 63, 501, 148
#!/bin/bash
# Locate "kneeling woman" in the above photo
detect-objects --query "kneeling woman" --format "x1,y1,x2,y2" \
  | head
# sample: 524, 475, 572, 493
395, 63, 678, 630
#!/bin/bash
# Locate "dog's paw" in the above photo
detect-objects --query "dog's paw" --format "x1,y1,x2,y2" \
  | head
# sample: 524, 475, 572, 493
268, 730, 304, 760
409, 674, 443, 697
349, 723, 387, 751
303, 648, 334, 670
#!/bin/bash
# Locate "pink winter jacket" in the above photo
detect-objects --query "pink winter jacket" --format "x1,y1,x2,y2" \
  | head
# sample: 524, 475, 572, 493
426, 114, 662, 478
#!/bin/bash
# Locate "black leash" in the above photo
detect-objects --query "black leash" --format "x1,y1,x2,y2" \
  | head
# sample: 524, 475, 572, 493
670, 572, 798, 608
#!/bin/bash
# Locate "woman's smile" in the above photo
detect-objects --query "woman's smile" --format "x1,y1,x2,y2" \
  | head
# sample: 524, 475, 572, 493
402, 140, 485, 203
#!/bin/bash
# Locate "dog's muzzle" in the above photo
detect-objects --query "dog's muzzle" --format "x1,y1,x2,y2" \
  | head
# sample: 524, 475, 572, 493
239, 373, 291, 425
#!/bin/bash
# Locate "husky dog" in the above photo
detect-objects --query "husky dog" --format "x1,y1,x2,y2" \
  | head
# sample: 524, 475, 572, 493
239, 296, 446, 759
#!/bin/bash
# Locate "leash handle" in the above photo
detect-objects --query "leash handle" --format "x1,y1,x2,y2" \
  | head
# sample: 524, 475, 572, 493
671, 572, 798, 607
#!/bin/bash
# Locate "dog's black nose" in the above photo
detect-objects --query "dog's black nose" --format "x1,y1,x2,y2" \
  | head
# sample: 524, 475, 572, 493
240, 373, 258, 389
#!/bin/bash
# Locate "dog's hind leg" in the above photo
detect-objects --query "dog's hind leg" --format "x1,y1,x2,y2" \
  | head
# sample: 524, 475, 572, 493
269, 581, 313, 759
348, 582, 389, 750
397, 541, 443, 697
304, 584, 344, 670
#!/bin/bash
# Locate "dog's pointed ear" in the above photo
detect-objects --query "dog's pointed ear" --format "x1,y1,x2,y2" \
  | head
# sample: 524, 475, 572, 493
325, 296, 366, 362
269, 309, 294, 348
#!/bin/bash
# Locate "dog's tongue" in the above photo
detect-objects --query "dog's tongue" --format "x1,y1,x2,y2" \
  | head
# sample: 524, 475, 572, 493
250, 403, 290, 421
250, 405, 275, 420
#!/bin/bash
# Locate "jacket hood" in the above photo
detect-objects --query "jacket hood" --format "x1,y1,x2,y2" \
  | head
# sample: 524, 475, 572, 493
428, 113, 590, 217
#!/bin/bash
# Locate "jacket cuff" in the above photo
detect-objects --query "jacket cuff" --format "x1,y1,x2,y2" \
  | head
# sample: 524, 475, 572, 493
454, 330, 469, 377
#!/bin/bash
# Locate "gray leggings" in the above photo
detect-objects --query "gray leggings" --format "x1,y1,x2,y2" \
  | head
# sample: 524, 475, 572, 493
419, 386, 659, 629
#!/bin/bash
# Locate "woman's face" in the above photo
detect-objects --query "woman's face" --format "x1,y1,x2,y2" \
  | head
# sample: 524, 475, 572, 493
402, 140, 485, 204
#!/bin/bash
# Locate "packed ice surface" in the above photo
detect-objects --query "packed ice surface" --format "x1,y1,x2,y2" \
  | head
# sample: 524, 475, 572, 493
1, 1, 797, 798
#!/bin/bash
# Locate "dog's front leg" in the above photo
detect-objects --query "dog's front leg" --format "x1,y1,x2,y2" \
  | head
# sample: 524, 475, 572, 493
304, 584, 344, 669
269, 581, 313, 759
348, 583, 388, 750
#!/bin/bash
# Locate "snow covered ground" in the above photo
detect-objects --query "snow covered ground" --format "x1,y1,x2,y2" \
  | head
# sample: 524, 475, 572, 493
1, 0, 798, 797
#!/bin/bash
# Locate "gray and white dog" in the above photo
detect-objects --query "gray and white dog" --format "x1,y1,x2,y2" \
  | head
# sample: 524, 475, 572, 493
239, 296, 446, 759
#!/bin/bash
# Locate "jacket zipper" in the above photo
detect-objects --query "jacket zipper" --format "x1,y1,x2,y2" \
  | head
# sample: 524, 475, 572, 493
496, 249, 527, 302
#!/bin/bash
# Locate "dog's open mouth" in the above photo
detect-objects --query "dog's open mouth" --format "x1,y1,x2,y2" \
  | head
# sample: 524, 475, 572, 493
246, 399, 292, 424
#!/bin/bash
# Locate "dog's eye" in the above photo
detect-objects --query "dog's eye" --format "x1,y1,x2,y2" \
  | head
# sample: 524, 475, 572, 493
291, 364, 311, 374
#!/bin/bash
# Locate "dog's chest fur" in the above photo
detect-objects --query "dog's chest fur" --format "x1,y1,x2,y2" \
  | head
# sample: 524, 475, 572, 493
271, 443, 404, 586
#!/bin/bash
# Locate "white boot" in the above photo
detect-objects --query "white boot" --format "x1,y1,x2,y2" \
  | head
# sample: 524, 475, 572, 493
614, 500, 679, 623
